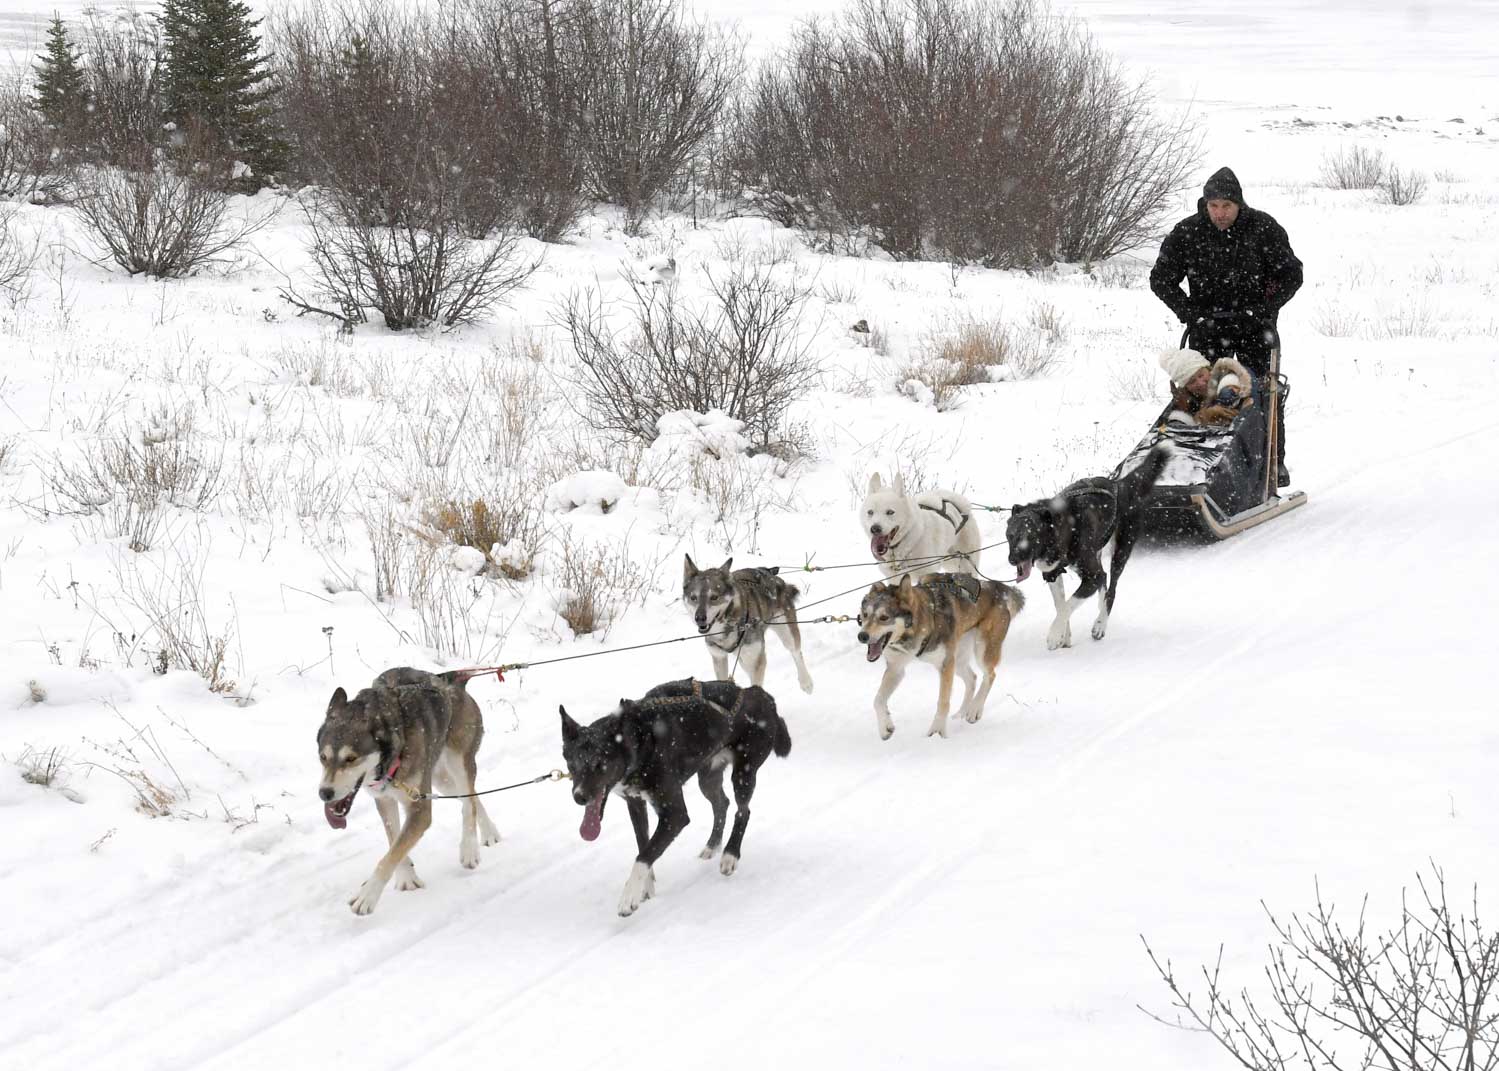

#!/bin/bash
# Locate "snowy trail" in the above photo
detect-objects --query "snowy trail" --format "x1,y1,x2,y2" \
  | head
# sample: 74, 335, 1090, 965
6, 407, 1495, 1070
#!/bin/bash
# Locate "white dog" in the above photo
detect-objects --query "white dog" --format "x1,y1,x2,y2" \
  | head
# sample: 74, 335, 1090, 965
860, 473, 981, 579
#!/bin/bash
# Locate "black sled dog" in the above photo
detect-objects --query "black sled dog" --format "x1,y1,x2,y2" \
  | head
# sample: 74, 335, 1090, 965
559, 678, 791, 917
1006, 445, 1170, 650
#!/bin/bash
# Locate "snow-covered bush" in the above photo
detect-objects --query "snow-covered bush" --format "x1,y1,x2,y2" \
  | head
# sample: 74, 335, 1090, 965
560, 262, 821, 451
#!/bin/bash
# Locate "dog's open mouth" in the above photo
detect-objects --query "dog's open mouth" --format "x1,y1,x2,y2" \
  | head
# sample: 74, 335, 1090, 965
865, 633, 890, 663
323, 776, 363, 829
1015, 559, 1033, 583
870, 527, 898, 559
579, 791, 607, 841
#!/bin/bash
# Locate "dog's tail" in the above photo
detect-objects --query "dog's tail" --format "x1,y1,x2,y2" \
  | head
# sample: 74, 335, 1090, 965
773, 712, 792, 758
748, 686, 792, 758
1117, 444, 1170, 507
999, 582, 1025, 618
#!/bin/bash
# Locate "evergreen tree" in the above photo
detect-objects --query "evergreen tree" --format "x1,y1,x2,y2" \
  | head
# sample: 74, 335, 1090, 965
33, 14, 90, 139
159, 0, 285, 180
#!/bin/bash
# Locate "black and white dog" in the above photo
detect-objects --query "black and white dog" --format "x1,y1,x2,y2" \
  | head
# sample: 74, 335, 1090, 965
1006, 445, 1169, 650
560, 678, 792, 917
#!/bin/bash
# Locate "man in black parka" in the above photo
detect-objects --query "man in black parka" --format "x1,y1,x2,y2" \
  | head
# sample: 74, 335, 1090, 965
1151, 167, 1303, 486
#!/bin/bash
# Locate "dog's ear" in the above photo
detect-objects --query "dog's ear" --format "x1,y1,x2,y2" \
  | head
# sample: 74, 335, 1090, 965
720, 557, 733, 574
326, 687, 347, 715
867, 472, 882, 494
893, 473, 906, 498
559, 705, 579, 742
897, 573, 913, 594
683, 553, 698, 582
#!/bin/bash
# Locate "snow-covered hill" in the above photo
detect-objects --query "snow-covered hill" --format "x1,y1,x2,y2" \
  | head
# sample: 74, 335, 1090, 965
2, 2, 1497, 1069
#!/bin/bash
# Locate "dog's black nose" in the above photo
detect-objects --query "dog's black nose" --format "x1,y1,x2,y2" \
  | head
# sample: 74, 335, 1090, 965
869, 524, 883, 534
318, 786, 334, 802
857, 631, 869, 643
572, 789, 587, 805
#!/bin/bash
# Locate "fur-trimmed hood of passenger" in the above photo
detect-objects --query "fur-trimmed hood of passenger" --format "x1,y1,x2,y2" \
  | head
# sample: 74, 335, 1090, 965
1210, 356, 1253, 395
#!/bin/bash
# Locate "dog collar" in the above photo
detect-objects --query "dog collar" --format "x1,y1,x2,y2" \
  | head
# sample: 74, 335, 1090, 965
370, 756, 401, 786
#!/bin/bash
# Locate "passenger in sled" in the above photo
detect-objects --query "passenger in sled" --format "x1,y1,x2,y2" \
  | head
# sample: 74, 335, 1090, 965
1158, 347, 1252, 428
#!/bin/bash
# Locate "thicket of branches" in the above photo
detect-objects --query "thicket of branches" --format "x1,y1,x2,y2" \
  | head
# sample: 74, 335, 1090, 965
721, 0, 1197, 267
1143, 867, 1499, 1071
558, 263, 821, 451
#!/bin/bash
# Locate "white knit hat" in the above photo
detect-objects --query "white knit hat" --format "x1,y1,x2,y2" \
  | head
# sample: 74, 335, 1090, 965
1158, 348, 1210, 388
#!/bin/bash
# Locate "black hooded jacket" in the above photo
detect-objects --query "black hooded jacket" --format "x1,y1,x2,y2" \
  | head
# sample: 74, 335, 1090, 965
1150, 167, 1304, 326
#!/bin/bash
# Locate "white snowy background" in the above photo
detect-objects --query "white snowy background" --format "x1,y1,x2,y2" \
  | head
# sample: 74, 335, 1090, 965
1, 2, 1497, 1069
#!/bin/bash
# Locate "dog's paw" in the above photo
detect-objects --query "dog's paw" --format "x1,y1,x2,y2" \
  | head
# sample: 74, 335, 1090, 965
1046, 625, 1073, 650
879, 724, 895, 741
699, 844, 719, 860
1091, 617, 1108, 641
617, 861, 653, 917
798, 673, 814, 695
349, 879, 385, 916
479, 819, 502, 847
926, 719, 949, 739
719, 853, 739, 877
393, 868, 425, 892
460, 836, 481, 870
962, 704, 985, 724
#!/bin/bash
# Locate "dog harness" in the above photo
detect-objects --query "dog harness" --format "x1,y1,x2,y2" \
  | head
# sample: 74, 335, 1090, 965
919, 497, 972, 534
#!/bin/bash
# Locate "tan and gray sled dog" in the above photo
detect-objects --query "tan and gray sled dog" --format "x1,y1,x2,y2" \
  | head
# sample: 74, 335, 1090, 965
856, 572, 1024, 740
317, 667, 500, 916
682, 555, 814, 694
861, 473, 982, 579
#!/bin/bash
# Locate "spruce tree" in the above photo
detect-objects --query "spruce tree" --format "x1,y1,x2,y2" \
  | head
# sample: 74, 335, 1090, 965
159, 0, 285, 180
33, 15, 89, 140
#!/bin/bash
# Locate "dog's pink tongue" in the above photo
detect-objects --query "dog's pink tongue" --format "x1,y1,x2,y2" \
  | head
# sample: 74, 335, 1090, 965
866, 639, 884, 662
1017, 560, 1033, 582
579, 794, 604, 841
871, 534, 890, 558
324, 802, 347, 830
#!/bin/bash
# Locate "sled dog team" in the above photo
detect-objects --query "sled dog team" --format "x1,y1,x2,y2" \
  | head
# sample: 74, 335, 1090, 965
318, 446, 1171, 917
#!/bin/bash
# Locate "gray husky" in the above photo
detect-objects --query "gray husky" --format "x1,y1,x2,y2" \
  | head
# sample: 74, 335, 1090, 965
682, 555, 814, 694
317, 667, 500, 916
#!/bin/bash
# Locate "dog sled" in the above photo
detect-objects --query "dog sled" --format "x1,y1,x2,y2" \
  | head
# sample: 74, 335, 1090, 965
1112, 336, 1307, 541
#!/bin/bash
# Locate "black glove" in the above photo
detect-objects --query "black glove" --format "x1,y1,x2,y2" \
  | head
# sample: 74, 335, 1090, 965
1215, 385, 1241, 406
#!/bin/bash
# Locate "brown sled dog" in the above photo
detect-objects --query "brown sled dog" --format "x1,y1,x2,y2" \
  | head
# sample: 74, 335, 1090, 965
316, 667, 500, 915
856, 573, 1025, 740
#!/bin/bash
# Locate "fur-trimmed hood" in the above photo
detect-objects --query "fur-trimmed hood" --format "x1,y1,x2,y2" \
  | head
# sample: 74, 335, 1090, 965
1209, 356, 1252, 396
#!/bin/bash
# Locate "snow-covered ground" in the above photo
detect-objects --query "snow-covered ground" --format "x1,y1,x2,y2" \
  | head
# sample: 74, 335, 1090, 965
3, 2, 1498, 1069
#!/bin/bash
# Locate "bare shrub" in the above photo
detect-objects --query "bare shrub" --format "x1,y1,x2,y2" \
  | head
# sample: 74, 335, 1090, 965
419, 494, 546, 580
268, 339, 361, 396
560, 262, 821, 450
1311, 300, 1360, 338
0, 205, 41, 305
77, 8, 167, 168
1318, 143, 1387, 190
0, 84, 70, 201
113, 542, 239, 693
1379, 165, 1428, 206
48, 426, 224, 551
550, 533, 651, 637
272, 0, 587, 242
15, 745, 70, 790
282, 186, 538, 331
1142, 866, 1499, 1071
71, 138, 275, 278
573, 0, 742, 227
1379, 299, 1435, 338
722, 0, 1197, 266
1107, 359, 1163, 402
